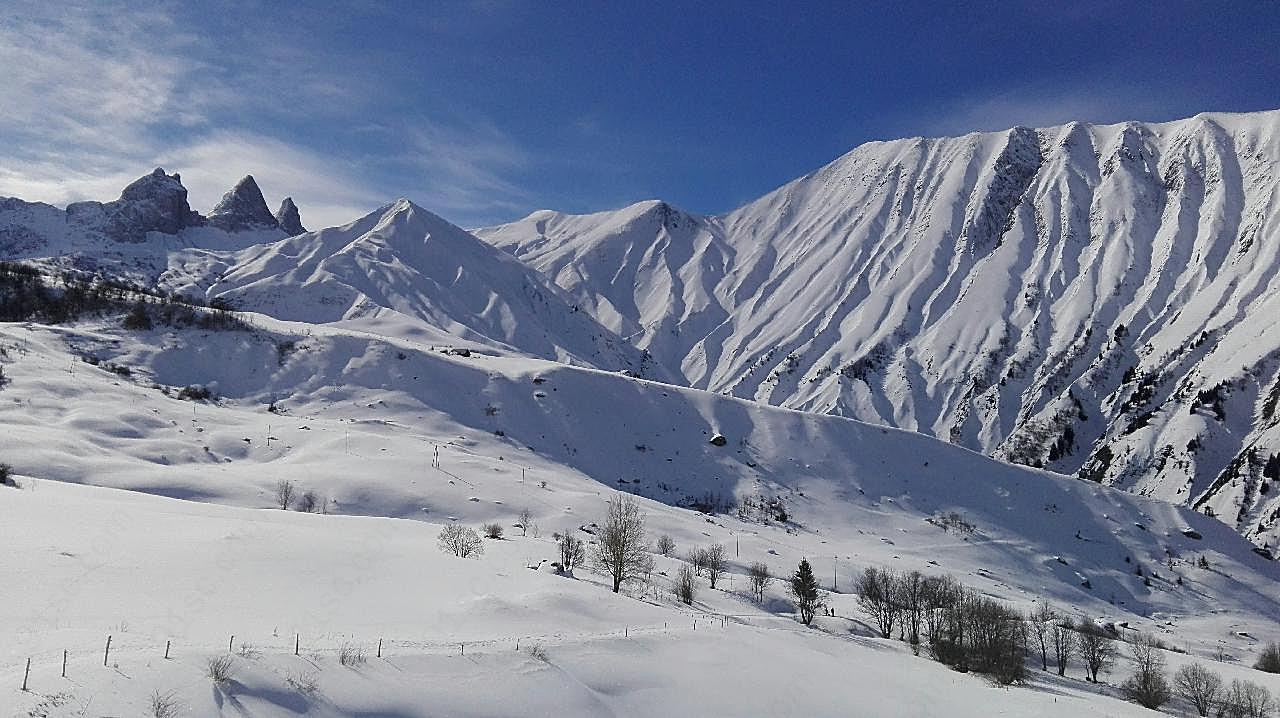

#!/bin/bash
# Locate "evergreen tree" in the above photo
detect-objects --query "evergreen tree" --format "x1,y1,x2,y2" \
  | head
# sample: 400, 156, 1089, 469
790, 558, 821, 625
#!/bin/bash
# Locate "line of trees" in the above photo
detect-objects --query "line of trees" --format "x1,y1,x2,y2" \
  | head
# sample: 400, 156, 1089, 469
0, 261, 245, 330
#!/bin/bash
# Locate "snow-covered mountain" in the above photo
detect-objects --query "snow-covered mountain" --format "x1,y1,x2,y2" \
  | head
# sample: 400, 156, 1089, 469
199, 199, 659, 372
477, 109, 1280, 548
0, 172, 656, 376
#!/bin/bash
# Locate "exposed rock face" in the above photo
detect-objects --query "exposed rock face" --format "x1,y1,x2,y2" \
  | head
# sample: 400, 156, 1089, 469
207, 175, 279, 231
274, 197, 306, 235
67, 168, 204, 242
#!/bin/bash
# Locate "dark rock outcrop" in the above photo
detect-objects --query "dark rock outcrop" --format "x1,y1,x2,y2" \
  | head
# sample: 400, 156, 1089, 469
207, 175, 279, 231
68, 168, 204, 242
274, 197, 306, 235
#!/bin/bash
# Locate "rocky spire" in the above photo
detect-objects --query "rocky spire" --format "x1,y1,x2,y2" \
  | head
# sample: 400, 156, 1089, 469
207, 175, 279, 231
274, 197, 306, 235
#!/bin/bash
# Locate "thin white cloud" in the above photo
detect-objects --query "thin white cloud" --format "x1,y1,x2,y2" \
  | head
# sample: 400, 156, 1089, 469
400, 120, 534, 221
910, 83, 1185, 138
0, 2, 542, 231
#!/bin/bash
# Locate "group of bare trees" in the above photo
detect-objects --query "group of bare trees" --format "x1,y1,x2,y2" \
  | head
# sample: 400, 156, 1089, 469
273, 479, 327, 513
1174, 662, 1276, 717
689, 544, 728, 589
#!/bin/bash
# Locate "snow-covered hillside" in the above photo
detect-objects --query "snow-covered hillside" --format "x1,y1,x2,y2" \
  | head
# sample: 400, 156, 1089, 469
478, 109, 1280, 548
3, 315, 1280, 715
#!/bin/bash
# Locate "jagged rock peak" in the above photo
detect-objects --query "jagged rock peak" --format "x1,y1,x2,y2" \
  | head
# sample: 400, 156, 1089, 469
75, 167, 204, 243
274, 197, 306, 235
207, 175, 279, 231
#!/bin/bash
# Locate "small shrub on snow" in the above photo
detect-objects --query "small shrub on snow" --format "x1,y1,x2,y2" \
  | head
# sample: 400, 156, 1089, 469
483, 522, 504, 539
338, 642, 367, 667
206, 655, 235, 684
148, 689, 183, 718
528, 644, 550, 662
674, 564, 697, 605
286, 670, 320, 695
0, 462, 14, 487
1255, 641, 1280, 673
236, 642, 261, 659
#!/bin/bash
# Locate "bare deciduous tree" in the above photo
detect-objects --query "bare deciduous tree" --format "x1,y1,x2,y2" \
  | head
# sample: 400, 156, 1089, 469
1120, 632, 1172, 709
274, 479, 296, 510
1174, 663, 1222, 717
438, 524, 484, 558
657, 534, 676, 557
593, 495, 649, 592
856, 567, 899, 639
296, 490, 321, 513
1029, 601, 1056, 671
1051, 619, 1076, 677
1220, 678, 1276, 718
897, 570, 927, 652
1077, 620, 1116, 683
675, 563, 697, 604
517, 508, 537, 537
748, 561, 771, 603
702, 544, 727, 589
558, 534, 586, 575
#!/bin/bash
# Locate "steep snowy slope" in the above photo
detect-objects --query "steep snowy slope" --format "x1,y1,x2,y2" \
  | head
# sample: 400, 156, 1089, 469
198, 199, 659, 373
477, 109, 1280, 547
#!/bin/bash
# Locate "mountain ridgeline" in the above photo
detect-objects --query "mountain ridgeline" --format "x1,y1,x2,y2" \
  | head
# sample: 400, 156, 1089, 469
3, 109, 1280, 549
477, 110, 1280, 548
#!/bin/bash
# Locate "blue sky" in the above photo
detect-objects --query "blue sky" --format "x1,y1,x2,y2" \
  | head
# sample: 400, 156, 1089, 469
2, 1, 1277, 228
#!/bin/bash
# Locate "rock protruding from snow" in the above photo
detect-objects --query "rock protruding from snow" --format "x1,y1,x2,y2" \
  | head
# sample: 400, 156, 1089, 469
274, 197, 306, 235
207, 175, 279, 232
67, 168, 204, 243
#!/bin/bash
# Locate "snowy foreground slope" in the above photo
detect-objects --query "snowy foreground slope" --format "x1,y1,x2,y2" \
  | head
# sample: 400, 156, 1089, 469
477, 109, 1280, 547
3, 315, 1280, 715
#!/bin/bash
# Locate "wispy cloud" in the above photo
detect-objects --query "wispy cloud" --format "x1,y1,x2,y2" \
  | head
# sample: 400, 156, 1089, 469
399, 120, 533, 222
907, 82, 1189, 138
0, 2, 539, 229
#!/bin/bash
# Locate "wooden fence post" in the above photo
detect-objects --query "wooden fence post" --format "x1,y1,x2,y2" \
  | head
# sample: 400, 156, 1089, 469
22, 658, 30, 691
295, 634, 300, 656
103, 635, 112, 666
228, 635, 234, 653
377, 638, 383, 658
62, 650, 67, 677
165, 640, 171, 659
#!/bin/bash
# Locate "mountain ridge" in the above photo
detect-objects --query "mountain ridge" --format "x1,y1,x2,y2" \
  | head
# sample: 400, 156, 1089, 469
477, 108, 1280, 548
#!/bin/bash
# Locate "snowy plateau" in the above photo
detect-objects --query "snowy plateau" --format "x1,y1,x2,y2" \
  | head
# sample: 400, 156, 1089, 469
3, 110, 1280, 717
